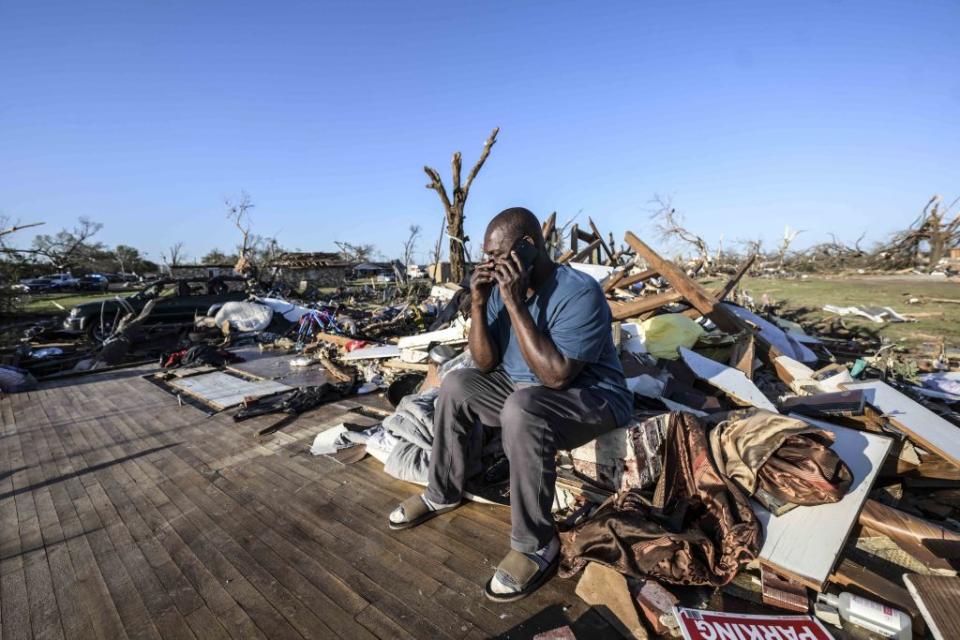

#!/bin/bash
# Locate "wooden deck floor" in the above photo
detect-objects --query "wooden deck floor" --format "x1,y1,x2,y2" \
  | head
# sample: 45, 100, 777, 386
1, 368, 613, 639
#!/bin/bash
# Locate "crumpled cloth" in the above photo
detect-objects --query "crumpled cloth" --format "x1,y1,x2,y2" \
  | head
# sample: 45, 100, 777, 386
559, 412, 760, 586
708, 409, 853, 506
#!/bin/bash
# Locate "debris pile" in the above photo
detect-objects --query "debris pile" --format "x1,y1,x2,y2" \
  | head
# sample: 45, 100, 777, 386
4, 220, 960, 639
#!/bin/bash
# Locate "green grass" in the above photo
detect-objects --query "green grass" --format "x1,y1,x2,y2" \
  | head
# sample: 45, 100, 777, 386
22, 291, 126, 314
711, 275, 960, 351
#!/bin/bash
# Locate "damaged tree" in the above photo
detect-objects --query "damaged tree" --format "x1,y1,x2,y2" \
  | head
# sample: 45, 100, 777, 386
424, 127, 499, 283
163, 241, 187, 269
30, 217, 104, 272
226, 191, 255, 275
872, 194, 960, 271
651, 196, 712, 271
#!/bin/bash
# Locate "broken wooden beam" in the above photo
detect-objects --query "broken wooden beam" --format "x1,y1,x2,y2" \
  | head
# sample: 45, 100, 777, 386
616, 268, 659, 290
843, 379, 960, 469
567, 238, 603, 264
717, 253, 757, 301
588, 216, 616, 263
859, 499, 960, 575
609, 291, 686, 321
623, 232, 744, 332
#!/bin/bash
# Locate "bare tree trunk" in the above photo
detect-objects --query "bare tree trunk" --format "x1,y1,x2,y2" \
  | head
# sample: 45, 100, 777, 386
424, 127, 499, 283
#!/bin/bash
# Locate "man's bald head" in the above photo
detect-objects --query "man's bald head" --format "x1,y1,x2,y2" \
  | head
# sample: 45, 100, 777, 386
482, 207, 544, 258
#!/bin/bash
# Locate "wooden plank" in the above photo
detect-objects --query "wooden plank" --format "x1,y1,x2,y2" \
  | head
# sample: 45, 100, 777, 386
859, 499, 960, 574
904, 574, 960, 640
624, 232, 728, 322
609, 291, 685, 321
168, 372, 292, 411
0, 395, 38, 640
541, 211, 556, 241
587, 217, 615, 263
843, 379, 960, 468
616, 268, 658, 289
755, 415, 892, 590
717, 254, 757, 301
567, 238, 602, 265
624, 234, 748, 334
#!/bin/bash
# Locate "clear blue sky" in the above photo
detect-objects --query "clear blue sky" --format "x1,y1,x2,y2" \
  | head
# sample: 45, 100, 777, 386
2, 0, 958, 264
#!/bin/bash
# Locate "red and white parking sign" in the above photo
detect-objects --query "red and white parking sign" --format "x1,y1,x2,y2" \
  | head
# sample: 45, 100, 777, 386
674, 607, 835, 640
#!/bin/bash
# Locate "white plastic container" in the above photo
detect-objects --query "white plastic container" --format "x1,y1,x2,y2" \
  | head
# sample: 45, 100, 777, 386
817, 591, 911, 639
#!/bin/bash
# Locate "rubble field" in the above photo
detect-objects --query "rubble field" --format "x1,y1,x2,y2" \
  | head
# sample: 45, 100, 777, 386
3, 222, 959, 640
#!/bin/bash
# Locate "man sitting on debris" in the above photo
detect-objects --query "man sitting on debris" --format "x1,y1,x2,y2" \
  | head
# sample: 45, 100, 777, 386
388, 207, 633, 602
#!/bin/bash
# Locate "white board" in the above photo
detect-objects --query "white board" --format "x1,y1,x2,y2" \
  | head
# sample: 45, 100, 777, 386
341, 344, 401, 361
169, 372, 292, 410
843, 379, 960, 467
721, 303, 818, 364
754, 415, 892, 589
679, 347, 778, 412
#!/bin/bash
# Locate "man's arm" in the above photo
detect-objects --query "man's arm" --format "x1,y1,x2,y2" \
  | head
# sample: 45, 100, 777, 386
494, 254, 585, 389
469, 262, 501, 373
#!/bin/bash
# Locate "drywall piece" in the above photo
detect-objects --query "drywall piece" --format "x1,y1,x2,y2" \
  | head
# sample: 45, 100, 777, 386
575, 562, 649, 639
569, 261, 616, 282
843, 379, 960, 468
753, 414, 892, 590
722, 303, 818, 364
396, 317, 468, 349
620, 322, 649, 355
904, 574, 960, 640
823, 305, 909, 323
341, 344, 401, 361
772, 355, 820, 394
678, 347, 778, 412
169, 372, 292, 410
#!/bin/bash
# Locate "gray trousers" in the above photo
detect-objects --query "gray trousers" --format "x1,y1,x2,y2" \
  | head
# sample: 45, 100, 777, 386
425, 368, 619, 553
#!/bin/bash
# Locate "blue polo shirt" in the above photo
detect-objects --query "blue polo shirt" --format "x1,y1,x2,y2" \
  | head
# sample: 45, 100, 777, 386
485, 265, 633, 426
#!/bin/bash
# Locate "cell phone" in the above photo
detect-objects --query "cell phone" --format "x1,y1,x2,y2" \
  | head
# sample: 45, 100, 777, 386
513, 238, 537, 271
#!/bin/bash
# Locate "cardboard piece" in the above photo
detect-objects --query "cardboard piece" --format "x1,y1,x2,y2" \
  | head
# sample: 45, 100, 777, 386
575, 562, 649, 639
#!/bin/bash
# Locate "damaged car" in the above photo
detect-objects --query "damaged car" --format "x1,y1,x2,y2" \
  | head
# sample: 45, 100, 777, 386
63, 276, 248, 342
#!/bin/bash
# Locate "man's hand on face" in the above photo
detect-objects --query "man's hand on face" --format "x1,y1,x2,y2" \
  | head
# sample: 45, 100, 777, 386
494, 251, 529, 308
471, 260, 496, 301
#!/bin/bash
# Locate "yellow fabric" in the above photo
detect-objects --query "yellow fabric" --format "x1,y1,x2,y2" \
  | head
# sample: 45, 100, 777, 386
640, 314, 705, 360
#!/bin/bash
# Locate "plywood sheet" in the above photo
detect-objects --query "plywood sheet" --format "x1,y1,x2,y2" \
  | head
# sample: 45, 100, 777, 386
169, 371, 292, 410
754, 415, 892, 590
843, 379, 960, 467
904, 574, 960, 640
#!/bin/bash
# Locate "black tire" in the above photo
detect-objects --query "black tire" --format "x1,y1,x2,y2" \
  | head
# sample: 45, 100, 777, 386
85, 317, 115, 344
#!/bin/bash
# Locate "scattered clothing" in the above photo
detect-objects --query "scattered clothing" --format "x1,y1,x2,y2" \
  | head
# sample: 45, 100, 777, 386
162, 345, 241, 369
559, 412, 760, 586
381, 388, 443, 483
708, 409, 853, 507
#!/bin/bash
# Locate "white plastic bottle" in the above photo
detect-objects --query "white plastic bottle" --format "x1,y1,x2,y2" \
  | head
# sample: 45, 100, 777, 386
817, 591, 911, 639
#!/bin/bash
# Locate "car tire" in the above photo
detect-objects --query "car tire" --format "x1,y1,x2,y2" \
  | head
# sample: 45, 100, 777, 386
85, 317, 116, 344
